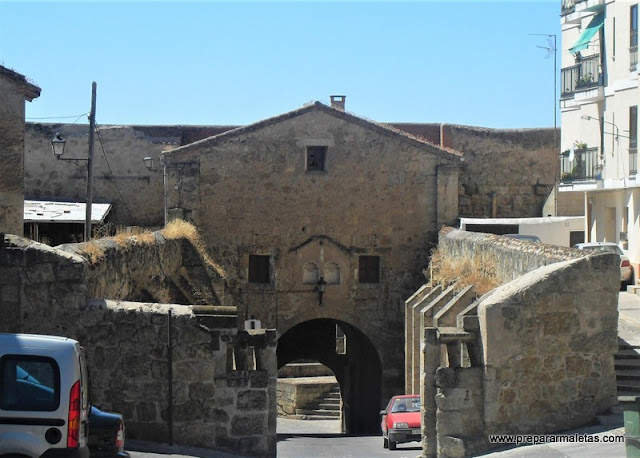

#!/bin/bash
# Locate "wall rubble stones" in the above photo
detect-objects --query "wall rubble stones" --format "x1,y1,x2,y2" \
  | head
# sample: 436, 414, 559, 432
0, 66, 40, 235
418, 229, 618, 457
23, 121, 558, 230
0, 233, 276, 457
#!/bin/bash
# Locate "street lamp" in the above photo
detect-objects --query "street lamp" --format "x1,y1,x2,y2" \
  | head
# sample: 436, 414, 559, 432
50, 82, 97, 242
143, 155, 168, 227
581, 114, 620, 140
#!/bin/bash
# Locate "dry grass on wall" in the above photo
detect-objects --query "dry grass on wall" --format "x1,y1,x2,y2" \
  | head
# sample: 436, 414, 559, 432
75, 220, 224, 277
161, 219, 226, 277
427, 247, 500, 295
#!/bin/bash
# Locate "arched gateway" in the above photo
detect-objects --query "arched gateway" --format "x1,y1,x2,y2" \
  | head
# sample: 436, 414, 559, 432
277, 318, 382, 434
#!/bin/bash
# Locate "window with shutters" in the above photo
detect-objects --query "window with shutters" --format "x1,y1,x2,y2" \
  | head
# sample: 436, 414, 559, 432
249, 255, 270, 284
358, 256, 380, 284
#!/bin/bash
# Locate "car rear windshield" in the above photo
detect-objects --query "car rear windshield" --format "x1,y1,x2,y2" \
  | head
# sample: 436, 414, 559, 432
0, 355, 60, 411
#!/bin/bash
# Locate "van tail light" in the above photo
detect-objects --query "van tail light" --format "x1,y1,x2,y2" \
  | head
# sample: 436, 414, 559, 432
67, 380, 80, 448
622, 260, 632, 268
116, 420, 125, 451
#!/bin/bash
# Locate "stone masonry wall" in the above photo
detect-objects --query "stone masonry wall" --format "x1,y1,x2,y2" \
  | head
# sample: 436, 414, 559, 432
0, 234, 277, 457
424, 229, 619, 456
437, 227, 584, 284
24, 121, 558, 230
390, 124, 558, 218
0, 67, 39, 235
479, 255, 619, 435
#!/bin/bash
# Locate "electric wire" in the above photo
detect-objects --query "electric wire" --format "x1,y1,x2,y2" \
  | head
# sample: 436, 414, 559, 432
94, 123, 134, 220
27, 113, 89, 121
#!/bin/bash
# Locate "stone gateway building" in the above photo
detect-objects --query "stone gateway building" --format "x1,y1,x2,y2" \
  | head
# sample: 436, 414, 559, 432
163, 99, 462, 433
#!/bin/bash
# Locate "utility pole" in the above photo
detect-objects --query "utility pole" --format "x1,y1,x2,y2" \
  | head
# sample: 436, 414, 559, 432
85, 82, 97, 241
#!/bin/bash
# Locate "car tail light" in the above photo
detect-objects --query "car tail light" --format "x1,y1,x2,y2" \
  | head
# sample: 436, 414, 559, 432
622, 259, 631, 268
116, 420, 125, 451
67, 380, 80, 448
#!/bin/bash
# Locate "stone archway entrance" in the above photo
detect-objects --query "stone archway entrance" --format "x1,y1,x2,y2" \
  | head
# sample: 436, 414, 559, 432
277, 318, 382, 434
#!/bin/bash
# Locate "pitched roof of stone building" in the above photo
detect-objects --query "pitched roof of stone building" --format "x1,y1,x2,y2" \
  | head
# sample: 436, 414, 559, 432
163, 101, 464, 161
0, 65, 41, 101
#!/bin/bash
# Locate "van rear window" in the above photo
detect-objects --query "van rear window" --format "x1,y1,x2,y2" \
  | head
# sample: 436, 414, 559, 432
0, 356, 60, 411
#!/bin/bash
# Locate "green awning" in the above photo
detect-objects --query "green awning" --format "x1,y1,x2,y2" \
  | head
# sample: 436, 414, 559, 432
569, 13, 605, 54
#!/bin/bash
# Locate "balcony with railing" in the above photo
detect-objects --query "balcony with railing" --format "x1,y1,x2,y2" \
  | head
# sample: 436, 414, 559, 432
560, 147, 600, 183
631, 146, 638, 176
561, 54, 601, 98
562, 0, 604, 18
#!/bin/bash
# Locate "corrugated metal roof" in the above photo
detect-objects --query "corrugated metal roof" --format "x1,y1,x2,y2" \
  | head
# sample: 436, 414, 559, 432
24, 200, 112, 223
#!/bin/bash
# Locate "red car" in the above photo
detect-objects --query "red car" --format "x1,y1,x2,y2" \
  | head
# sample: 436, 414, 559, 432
379, 394, 421, 450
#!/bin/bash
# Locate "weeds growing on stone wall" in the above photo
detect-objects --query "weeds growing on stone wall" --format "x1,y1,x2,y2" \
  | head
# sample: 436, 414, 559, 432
161, 219, 226, 278
75, 220, 225, 278
77, 243, 107, 264
427, 247, 500, 295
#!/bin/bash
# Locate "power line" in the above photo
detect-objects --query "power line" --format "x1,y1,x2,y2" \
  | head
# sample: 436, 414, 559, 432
27, 113, 89, 121
94, 123, 134, 220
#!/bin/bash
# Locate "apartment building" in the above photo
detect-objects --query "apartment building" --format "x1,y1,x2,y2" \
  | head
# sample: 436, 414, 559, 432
560, 0, 639, 276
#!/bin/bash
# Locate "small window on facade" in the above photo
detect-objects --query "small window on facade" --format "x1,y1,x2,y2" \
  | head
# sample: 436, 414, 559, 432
325, 262, 341, 284
306, 146, 327, 171
358, 256, 380, 284
303, 262, 320, 284
249, 255, 270, 284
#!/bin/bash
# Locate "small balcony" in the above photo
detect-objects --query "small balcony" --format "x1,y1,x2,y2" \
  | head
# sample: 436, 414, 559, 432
560, 147, 600, 183
561, 54, 601, 98
631, 146, 638, 176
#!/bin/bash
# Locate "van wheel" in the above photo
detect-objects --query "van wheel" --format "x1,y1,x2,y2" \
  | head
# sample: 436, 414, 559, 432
383, 436, 388, 448
389, 440, 397, 450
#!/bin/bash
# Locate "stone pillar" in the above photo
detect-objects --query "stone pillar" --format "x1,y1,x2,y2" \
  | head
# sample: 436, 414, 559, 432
421, 327, 439, 457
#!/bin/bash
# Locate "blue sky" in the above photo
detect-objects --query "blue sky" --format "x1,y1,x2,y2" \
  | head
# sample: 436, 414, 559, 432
0, 1, 561, 128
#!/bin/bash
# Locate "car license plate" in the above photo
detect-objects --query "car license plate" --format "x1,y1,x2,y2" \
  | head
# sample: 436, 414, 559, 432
412, 429, 421, 435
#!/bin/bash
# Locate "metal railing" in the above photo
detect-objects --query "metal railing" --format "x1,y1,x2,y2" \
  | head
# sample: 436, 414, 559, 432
631, 45, 638, 71
560, 147, 600, 182
561, 54, 601, 97
561, 0, 587, 15
631, 146, 638, 176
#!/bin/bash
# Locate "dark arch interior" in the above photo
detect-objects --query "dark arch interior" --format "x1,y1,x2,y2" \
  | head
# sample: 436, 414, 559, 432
277, 319, 382, 434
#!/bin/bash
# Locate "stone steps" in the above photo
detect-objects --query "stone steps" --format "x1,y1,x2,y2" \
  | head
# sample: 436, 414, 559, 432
616, 339, 640, 397
294, 386, 341, 420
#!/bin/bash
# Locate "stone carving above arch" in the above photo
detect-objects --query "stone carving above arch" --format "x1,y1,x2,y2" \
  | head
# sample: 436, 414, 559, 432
325, 261, 341, 284
303, 261, 320, 284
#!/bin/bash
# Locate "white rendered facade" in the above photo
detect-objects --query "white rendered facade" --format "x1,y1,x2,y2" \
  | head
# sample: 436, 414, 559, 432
560, 0, 640, 277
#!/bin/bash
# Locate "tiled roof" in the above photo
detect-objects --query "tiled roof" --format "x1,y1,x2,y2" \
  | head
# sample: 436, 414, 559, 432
164, 102, 463, 162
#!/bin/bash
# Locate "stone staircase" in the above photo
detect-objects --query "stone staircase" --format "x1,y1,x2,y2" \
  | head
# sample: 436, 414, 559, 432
616, 338, 640, 396
294, 385, 341, 420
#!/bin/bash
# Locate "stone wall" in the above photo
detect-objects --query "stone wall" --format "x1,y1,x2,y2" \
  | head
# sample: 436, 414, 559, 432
391, 124, 559, 218
0, 66, 40, 235
417, 229, 619, 457
24, 123, 236, 228
58, 233, 228, 306
436, 227, 583, 284
23, 120, 560, 231
0, 233, 277, 457
277, 377, 338, 417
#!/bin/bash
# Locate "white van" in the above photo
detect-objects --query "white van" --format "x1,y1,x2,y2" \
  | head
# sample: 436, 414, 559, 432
0, 333, 90, 458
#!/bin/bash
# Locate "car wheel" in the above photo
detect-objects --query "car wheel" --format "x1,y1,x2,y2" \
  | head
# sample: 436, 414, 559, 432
389, 440, 397, 450
383, 436, 388, 448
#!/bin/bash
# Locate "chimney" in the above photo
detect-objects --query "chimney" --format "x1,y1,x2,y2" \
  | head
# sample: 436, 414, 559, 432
330, 95, 346, 111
